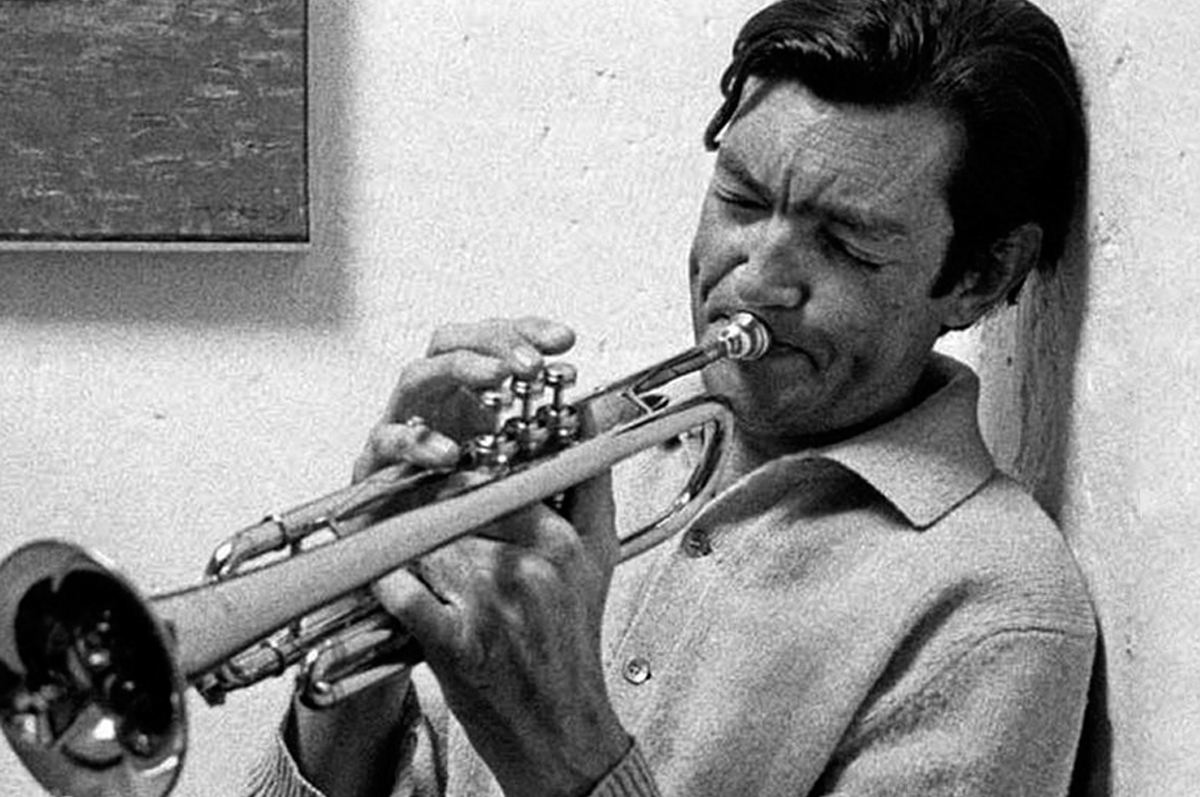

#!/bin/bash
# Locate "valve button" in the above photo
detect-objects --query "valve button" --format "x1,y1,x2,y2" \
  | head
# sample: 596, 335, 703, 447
682, 528, 713, 558
622, 657, 652, 685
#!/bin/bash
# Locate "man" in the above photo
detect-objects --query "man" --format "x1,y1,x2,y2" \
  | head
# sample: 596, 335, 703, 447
248, 0, 1094, 794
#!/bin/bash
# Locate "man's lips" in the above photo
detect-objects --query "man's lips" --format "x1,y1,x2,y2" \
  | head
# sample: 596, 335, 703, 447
757, 340, 819, 371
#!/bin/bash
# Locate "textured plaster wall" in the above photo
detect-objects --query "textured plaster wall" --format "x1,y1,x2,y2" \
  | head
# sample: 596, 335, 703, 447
956, 1, 1200, 795
0, 1, 1195, 796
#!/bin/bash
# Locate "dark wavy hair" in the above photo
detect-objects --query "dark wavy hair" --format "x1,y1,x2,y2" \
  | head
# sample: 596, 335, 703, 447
705, 0, 1086, 301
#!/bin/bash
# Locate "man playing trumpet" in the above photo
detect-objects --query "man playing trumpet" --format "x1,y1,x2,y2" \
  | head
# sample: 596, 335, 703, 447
249, 0, 1095, 794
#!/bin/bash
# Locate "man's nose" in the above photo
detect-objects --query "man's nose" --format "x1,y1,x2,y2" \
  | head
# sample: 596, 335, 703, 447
730, 217, 807, 309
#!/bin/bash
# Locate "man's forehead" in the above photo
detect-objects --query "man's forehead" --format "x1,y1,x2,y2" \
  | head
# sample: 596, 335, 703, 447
720, 79, 959, 217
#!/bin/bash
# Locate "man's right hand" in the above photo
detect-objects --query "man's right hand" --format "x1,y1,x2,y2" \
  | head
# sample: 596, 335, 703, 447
352, 316, 577, 482
287, 317, 578, 797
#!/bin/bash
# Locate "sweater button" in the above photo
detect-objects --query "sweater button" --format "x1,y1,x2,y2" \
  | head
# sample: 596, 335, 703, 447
682, 527, 713, 558
623, 657, 652, 685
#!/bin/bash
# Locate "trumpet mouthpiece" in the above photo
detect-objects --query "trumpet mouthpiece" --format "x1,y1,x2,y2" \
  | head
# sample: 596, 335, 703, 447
717, 312, 772, 361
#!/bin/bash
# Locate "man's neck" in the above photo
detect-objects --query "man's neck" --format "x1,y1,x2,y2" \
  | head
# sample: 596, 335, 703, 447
718, 365, 944, 489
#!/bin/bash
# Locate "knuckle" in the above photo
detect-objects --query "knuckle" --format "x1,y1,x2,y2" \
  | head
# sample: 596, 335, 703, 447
427, 318, 511, 355
372, 570, 411, 615
360, 426, 393, 466
394, 357, 426, 385
351, 451, 376, 482
353, 432, 399, 480
425, 322, 464, 355
512, 553, 560, 588
447, 633, 491, 682
541, 529, 581, 567
447, 349, 507, 382
487, 548, 540, 597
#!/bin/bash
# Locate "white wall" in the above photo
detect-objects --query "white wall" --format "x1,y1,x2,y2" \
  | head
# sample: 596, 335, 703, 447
4, 1, 1200, 796
0, 2, 763, 795
951, 1, 1200, 795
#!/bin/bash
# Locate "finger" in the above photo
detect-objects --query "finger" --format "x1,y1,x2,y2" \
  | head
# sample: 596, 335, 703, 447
561, 400, 620, 565
383, 352, 513, 418
560, 469, 618, 568
427, 317, 575, 357
512, 316, 576, 353
426, 317, 575, 377
472, 497, 611, 581
377, 354, 520, 450
373, 566, 461, 662
463, 458, 616, 568
375, 540, 507, 674
354, 419, 461, 480
472, 504, 570, 559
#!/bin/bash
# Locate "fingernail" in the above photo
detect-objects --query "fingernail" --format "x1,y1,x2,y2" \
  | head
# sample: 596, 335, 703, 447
426, 434, 460, 462
513, 346, 541, 371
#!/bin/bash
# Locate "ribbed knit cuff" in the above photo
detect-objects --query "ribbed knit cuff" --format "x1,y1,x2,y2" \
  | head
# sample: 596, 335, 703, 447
588, 741, 661, 797
243, 729, 327, 797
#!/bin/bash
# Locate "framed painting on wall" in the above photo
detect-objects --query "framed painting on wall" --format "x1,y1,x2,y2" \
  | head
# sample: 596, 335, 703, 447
0, 0, 308, 248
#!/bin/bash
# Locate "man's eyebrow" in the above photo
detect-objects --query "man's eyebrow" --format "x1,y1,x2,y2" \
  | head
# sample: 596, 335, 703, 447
718, 149, 908, 238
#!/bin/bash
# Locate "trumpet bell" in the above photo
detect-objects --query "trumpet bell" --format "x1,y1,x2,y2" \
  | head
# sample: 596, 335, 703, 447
0, 540, 186, 797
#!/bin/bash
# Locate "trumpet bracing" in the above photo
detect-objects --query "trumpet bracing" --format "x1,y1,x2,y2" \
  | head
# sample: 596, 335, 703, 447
0, 313, 770, 797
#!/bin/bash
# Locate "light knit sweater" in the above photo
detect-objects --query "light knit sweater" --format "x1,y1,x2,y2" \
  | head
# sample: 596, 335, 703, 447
247, 355, 1096, 797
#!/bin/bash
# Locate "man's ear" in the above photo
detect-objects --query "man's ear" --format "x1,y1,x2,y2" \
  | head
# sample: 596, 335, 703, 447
942, 222, 1043, 331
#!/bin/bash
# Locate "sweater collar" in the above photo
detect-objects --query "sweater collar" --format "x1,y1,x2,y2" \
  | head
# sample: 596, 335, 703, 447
810, 354, 996, 529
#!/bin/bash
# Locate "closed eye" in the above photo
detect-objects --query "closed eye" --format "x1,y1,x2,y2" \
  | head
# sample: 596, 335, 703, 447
824, 231, 886, 269
714, 185, 768, 213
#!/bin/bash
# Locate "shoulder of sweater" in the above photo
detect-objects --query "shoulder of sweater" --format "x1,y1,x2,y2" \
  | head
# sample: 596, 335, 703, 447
886, 470, 1097, 641
934, 471, 1087, 594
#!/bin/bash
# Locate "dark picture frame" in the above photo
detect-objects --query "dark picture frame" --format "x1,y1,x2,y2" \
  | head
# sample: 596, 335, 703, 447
0, 0, 309, 247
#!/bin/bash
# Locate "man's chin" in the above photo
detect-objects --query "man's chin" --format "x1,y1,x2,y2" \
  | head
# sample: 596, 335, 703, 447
704, 358, 820, 411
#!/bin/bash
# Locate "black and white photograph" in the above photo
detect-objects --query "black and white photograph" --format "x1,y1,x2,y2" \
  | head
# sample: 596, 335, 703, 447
0, 1, 1194, 796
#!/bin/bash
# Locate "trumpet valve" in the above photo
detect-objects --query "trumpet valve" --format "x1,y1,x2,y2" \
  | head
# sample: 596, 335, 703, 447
544, 364, 577, 406
479, 389, 511, 427
540, 364, 579, 446
468, 391, 512, 468
469, 365, 583, 467
511, 378, 545, 423
511, 377, 547, 455
467, 432, 512, 470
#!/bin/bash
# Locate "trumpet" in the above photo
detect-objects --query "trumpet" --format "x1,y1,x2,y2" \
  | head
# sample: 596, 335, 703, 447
0, 312, 770, 797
